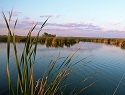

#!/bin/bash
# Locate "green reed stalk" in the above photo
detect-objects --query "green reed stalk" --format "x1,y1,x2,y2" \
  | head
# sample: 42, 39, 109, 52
3, 10, 95, 95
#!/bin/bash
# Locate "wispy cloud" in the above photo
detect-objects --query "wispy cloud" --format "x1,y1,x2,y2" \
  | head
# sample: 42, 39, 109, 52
40, 15, 53, 18
1, 19, 125, 37
21, 20, 36, 25
56, 15, 61, 18
0, 23, 5, 28
13, 11, 22, 17
45, 22, 103, 32
0, 20, 104, 33
23, 17, 30, 20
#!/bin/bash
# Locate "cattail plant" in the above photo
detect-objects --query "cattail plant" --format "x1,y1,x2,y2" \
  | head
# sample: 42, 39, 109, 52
3, 10, 95, 95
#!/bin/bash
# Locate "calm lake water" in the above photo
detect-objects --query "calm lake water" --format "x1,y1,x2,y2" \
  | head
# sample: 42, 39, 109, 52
0, 42, 125, 95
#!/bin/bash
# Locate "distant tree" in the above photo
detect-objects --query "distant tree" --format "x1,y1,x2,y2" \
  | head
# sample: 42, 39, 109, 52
42, 32, 56, 37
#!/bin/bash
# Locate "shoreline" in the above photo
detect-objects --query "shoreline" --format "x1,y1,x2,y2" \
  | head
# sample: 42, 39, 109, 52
0, 36, 125, 49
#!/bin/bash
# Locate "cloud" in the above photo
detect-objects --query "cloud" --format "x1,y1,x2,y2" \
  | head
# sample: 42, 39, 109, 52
23, 17, 30, 20
1, 18, 125, 38
56, 15, 61, 18
40, 15, 53, 18
44, 22, 103, 32
0, 23, 5, 28
21, 20, 37, 25
0, 20, 109, 33
13, 11, 22, 17
105, 30, 125, 35
7, 21, 104, 33
1, 11, 21, 17
46, 22, 94, 27
16, 23, 29, 29
0, 21, 29, 30
40, 15, 62, 19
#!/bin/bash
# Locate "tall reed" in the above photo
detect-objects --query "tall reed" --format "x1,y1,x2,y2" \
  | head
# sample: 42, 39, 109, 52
3, 10, 95, 95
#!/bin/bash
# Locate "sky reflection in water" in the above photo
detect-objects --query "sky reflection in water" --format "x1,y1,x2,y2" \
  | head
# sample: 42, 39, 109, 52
0, 42, 125, 95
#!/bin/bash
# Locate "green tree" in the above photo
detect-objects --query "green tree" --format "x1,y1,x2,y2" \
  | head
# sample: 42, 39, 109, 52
42, 32, 56, 37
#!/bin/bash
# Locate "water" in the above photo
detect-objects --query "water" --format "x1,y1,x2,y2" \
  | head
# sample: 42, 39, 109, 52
0, 42, 125, 95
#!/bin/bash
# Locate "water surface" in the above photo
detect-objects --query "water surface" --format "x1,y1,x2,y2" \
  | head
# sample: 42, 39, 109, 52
0, 42, 125, 95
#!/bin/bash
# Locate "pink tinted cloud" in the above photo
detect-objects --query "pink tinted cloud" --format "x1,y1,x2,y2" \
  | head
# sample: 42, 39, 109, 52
22, 20, 37, 25
56, 15, 61, 18
45, 22, 103, 31
40, 15, 53, 18
1, 18, 125, 38
23, 17, 30, 20
40, 15, 61, 18
13, 12, 22, 17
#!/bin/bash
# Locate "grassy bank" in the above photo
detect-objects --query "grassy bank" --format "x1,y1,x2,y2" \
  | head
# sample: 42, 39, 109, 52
77, 37, 125, 49
1, 36, 125, 48
0, 36, 80, 47
79, 38, 125, 49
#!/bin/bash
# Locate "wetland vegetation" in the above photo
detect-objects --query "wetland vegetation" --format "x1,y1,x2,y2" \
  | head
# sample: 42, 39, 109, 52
1, 11, 96, 95
1, 10, 125, 95
1, 35, 125, 48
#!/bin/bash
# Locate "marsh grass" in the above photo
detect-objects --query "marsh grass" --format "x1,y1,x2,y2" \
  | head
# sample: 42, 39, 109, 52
3, 11, 95, 95
1, 35, 125, 49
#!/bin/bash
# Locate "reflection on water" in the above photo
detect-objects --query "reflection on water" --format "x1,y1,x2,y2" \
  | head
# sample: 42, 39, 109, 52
0, 42, 125, 95
45, 40, 77, 48
37, 42, 102, 53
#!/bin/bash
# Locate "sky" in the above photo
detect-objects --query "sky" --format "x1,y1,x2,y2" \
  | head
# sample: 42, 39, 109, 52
0, 0, 125, 37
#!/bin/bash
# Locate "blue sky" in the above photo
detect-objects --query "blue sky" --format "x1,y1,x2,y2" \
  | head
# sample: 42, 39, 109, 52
0, 0, 125, 37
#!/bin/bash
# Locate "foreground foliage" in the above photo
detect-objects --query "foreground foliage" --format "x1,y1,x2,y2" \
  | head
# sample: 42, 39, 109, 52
3, 11, 95, 95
